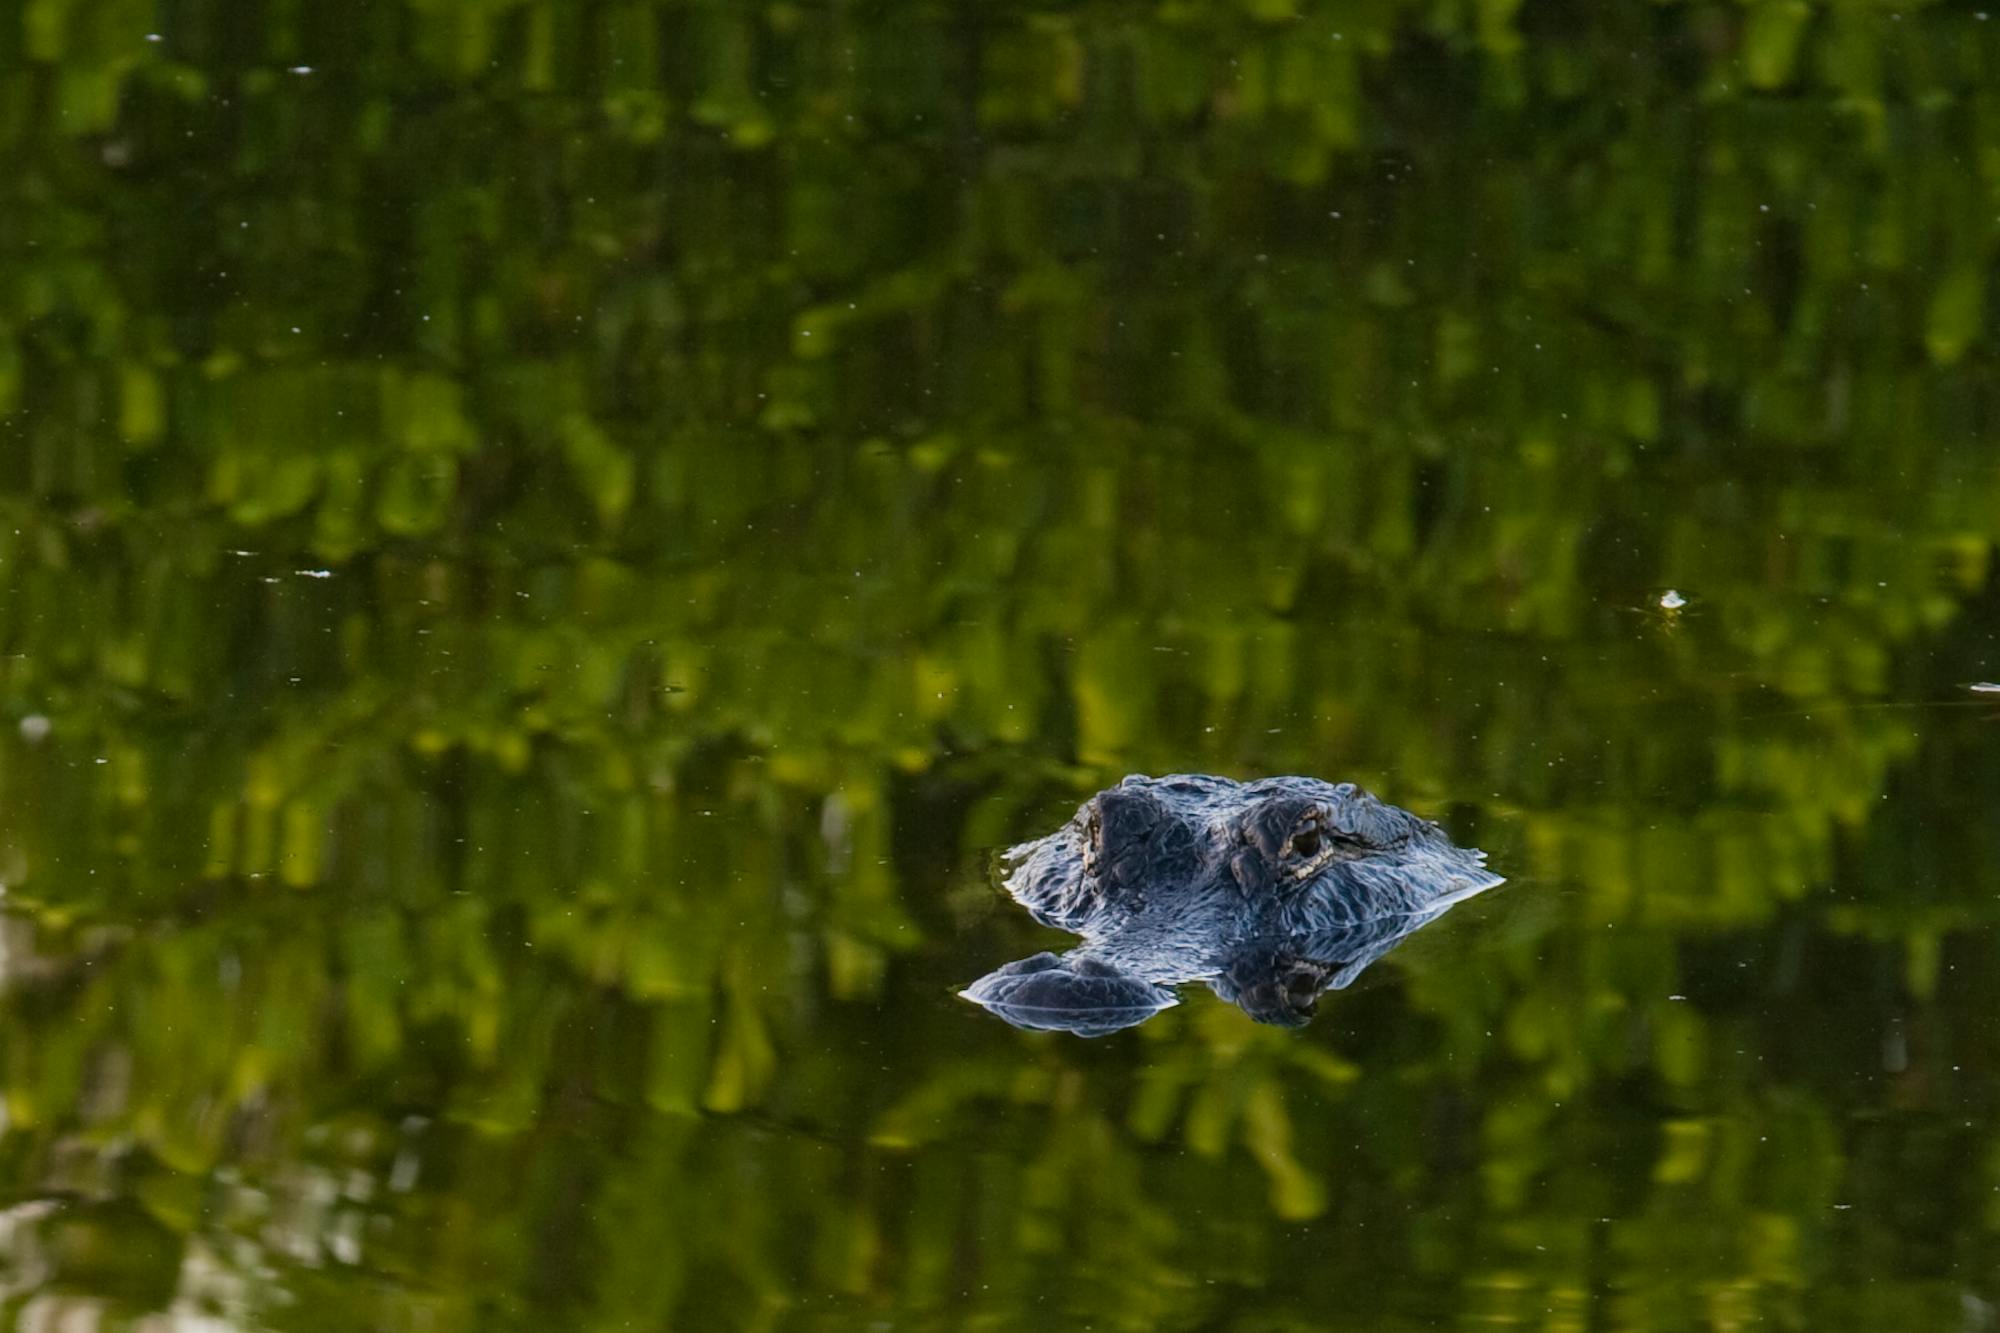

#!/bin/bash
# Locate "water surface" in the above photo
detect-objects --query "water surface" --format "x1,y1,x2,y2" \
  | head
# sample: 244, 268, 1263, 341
3, 2, 2000, 1328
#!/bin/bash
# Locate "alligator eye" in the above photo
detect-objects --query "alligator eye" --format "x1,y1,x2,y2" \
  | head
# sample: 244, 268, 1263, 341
1281, 968, 1322, 1016
1282, 814, 1345, 880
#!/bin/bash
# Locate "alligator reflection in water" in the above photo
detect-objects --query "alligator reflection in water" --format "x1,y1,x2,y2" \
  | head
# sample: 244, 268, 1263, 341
963, 775, 1503, 1036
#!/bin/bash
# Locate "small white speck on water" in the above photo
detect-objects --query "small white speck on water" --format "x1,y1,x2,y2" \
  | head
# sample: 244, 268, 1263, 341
289, 65, 313, 74
1659, 589, 1687, 610
145, 33, 163, 42
295, 569, 333, 579
18, 715, 50, 743
1969, 682, 2000, 694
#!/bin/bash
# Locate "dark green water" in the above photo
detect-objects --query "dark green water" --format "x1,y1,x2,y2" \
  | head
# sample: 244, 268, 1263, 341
4, 1, 2000, 1328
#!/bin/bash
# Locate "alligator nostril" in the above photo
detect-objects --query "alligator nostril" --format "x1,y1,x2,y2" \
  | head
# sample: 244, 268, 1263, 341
1096, 789, 1163, 846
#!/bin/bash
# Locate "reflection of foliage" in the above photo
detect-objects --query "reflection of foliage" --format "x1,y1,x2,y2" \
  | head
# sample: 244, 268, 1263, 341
2, 0, 2000, 1327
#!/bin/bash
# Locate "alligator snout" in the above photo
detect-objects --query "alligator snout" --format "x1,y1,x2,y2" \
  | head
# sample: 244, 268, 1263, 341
1087, 786, 1199, 887
1092, 785, 1160, 848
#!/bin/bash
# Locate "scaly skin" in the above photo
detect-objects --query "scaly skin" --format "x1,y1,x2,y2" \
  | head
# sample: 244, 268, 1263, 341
962, 774, 1502, 1036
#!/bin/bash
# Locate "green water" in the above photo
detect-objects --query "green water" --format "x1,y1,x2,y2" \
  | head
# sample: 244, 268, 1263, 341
3, 1, 2000, 1328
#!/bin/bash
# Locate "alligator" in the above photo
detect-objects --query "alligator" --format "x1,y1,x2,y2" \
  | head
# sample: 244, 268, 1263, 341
961, 774, 1503, 1036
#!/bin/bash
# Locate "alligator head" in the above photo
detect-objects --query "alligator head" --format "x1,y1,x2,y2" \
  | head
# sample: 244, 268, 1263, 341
961, 774, 1502, 1036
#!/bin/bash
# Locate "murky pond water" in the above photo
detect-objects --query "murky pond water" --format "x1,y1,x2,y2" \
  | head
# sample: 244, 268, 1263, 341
5, 3, 2000, 1329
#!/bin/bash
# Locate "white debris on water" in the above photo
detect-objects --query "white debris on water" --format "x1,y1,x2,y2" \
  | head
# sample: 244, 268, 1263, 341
1969, 682, 2000, 694
17, 715, 49, 744
1658, 589, 1687, 610
295, 569, 334, 579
